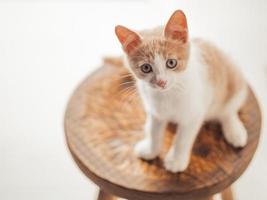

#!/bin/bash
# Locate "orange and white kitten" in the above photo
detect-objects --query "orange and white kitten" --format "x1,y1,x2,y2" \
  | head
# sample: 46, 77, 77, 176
115, 10, 248, 172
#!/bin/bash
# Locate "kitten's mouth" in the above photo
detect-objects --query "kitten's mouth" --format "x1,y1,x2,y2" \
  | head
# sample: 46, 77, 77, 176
152, 84, 171, 92
158, 87, 170, 92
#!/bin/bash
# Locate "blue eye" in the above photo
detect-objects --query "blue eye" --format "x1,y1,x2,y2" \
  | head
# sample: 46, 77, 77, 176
140, 63, 153, 73
166, 59, 177, 69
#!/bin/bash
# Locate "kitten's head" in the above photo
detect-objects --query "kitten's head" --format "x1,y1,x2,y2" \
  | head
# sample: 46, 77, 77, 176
115, 10, 190, 91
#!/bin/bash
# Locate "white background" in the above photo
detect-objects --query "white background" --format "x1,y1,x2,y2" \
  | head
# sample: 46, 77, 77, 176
0, 0, 267, 199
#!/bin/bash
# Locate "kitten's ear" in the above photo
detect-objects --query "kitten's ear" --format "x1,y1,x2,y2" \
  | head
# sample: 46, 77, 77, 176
115, 25, 141, 54
164, 10, 188, 43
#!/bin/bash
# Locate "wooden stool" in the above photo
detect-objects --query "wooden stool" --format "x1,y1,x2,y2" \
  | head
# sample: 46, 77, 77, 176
64, 60, 261, 200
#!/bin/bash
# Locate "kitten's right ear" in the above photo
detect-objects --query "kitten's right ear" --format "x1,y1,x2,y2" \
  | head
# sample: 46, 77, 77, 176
115, 25, 141, 54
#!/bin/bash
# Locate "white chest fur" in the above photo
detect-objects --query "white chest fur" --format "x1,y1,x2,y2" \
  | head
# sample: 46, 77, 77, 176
136, 43, 211, 123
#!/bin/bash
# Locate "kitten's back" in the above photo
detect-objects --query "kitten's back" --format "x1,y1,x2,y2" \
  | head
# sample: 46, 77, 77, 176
193, 38, 246, 104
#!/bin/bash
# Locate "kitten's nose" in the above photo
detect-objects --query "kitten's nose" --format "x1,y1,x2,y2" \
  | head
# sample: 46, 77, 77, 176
156, 79, 167, 88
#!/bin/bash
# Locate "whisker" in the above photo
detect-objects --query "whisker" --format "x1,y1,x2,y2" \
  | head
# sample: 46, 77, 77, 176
106, 87, 133, 104
118, 73, 133, 78
117, 85, 136, 98
173, 82, 186, 92
119, 88, 136, 106
120, 88, 138, 110
118, 81, 135, 87
127, 89, 138, 104
112, 74, 135, 83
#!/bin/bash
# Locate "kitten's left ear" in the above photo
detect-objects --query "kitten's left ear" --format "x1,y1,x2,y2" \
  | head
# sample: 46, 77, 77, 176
164, 10, 188, 43
115, 25, 142, 54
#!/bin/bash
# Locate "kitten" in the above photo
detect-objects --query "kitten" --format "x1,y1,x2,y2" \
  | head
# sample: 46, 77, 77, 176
115, 10, 248, 172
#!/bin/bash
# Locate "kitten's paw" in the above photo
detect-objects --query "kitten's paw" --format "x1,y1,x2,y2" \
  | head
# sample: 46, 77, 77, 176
225, 127, 247, 148
223, 118, 248, 148
164, 150, 189, 173
134, 139, 159, 160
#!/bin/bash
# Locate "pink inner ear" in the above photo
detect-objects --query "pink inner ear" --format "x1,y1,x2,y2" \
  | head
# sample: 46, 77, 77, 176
166, 25, 188, 43
122, 34, 141, 54
115, 25, 141, 54
165, 10, 188, 43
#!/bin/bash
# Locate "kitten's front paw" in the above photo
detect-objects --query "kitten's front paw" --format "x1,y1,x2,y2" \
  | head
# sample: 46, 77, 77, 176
164, 150, 189, 173
225, 128, 248, 148
134, 139, 159, 160
223, 119, 248, 148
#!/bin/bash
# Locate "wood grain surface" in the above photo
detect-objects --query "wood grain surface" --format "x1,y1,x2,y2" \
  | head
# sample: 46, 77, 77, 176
65, 61, 261, 200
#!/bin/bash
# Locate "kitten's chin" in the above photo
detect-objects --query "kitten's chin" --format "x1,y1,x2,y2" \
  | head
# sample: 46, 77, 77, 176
157, 87, 171, 92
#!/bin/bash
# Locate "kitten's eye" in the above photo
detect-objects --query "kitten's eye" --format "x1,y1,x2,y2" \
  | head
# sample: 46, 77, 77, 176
166, 59, 177, 69
140, 63, 153, 73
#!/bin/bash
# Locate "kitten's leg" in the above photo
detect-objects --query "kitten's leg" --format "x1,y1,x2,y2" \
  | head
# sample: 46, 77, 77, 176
134, 114, 167, 160
220, 87, 248, 148
221, 113, 247, 147
164, 118, 203, 173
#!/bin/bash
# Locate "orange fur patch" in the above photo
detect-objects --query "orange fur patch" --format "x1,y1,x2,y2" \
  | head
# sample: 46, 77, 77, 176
193, 38, 246, 103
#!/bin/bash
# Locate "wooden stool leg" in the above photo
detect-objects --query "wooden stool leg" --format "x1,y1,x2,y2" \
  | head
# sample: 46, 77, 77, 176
199, 187, 233, 200
97, 190, 117, 200
221, 187, 234, 200
96, 188, 234, 200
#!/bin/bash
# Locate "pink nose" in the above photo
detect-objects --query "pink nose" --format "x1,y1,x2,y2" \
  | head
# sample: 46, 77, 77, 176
156, 79, 167, 88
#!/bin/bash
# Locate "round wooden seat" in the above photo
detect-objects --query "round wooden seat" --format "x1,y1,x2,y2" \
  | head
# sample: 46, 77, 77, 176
64, 61, 261, 200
